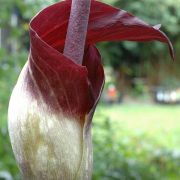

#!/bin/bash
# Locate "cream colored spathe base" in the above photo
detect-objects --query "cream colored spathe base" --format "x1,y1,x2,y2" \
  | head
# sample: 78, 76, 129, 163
8, 64, 92, 180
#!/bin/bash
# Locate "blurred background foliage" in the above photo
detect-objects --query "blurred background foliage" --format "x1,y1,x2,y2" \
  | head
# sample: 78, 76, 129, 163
0, 0, 180, 179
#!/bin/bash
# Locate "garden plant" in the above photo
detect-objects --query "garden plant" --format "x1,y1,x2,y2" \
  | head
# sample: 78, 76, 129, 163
8, 0, 173, 179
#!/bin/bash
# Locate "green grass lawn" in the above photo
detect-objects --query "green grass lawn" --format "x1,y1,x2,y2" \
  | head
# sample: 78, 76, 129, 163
93, 103, 180, 180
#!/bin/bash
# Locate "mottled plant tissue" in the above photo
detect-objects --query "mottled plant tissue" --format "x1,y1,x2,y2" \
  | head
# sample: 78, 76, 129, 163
64, 0, 91, 64
8, 0, 174, 180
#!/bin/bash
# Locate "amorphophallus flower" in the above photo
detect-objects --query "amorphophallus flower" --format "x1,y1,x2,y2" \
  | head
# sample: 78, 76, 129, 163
8, 0, 174, 179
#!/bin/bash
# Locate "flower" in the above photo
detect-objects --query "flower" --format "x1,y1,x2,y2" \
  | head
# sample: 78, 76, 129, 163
8, 0, 173, 179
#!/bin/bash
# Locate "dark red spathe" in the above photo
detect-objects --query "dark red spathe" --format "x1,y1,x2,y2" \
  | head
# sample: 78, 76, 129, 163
28, 0, 173, 119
